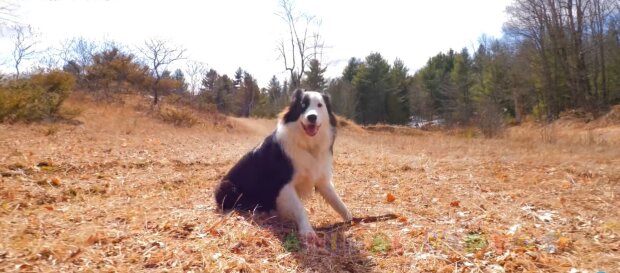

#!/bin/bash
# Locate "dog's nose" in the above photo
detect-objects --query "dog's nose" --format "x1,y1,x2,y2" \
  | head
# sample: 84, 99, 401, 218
307, 114, 317, 123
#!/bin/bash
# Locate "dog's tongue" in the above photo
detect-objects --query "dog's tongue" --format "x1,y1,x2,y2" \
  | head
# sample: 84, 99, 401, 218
303, 124, 319, 136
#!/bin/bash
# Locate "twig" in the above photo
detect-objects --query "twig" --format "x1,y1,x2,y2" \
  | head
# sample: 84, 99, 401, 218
315, 213, 398, 232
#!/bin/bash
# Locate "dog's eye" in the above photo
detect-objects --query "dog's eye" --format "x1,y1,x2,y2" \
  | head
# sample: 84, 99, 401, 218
317, 103, 323, 108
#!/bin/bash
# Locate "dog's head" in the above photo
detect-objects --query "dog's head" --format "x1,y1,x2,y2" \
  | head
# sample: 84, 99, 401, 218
282, 89, 337, 137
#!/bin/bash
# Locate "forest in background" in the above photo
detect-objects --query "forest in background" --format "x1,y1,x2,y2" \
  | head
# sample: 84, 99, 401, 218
1, 0, 619, 135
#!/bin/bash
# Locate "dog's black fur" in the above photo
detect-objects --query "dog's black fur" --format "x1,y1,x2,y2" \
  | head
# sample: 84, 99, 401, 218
214, 131, 294, 211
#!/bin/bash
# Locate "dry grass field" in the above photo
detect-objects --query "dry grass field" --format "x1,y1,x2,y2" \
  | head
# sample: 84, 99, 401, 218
1, 94, 618, 273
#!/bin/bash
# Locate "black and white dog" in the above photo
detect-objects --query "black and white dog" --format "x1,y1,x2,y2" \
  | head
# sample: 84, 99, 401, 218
215, 89, 352, 243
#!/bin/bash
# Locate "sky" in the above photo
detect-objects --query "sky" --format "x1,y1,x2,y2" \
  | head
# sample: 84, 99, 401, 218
0, 0, 512, 88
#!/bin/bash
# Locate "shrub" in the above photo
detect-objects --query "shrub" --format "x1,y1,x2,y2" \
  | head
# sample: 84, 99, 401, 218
158, 106, 198, 127
477, 100, 503, 138
0, 71, 75, 123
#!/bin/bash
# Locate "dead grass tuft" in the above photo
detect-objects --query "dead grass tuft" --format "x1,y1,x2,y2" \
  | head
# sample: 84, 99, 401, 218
335, 116, 366, 133
158, 106, 199, 127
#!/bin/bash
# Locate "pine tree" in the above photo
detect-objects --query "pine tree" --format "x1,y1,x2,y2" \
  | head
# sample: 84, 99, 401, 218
302, 59, 327, 91
326, 78, 356, 119
386, 59, 410, 124
267, 75, 284, 115
240, 72, 260, 117
352, 52, 391, 124
214, 74, 233, 113
172, 69, 188, 94
450, 48, 474, 124
342, 57, 362, 82
233, 67, 244, 87
201, 69, 218, 91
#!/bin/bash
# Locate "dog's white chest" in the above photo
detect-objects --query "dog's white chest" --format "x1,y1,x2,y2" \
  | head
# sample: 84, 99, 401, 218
289, 152, 331, 198
282, 138, 332, 195
292, 153, 330, 182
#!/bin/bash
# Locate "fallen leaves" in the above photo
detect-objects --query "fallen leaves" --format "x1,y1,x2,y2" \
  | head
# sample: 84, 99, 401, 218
36, 177, 62, 187
491, 234, 507, 254
386, 193, 396, 203
86, 231, 109, 245
50, 177, 61, 187
230, 242, 246, 254
449, 200, 460, 207
557, 237, 572, 252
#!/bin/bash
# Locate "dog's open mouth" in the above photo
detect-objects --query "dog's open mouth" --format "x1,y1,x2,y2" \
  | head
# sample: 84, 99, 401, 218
301, 123, 320, 136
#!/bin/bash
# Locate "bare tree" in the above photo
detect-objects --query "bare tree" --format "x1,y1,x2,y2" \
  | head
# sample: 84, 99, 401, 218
11, 25, 38, 79
506, 0, 619, 116
185, 60, 208, 95
276, 0, 323, 89
58, 37, 99, 70
53, 37, 99, 88
37, 47, 61, 71
138, 38, 186, 104
310, 26, 326, 64
0, 0, 18, 28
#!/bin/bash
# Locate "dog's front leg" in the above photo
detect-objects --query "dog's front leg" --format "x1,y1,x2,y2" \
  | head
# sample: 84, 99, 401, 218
316, 180, 353, 222
276, 184, 321, 245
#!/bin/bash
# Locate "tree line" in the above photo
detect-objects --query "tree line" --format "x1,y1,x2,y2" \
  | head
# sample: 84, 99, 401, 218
324, 0, 619, 132
2, 0, 618, 129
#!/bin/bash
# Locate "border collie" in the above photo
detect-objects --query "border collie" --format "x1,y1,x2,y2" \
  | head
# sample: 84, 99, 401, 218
215, 89, 352, 243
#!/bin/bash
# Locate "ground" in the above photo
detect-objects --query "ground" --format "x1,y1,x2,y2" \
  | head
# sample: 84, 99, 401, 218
0, 95, 618, 273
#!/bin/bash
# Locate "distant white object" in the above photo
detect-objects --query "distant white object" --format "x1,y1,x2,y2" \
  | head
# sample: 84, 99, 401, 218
409, 116, 444, 128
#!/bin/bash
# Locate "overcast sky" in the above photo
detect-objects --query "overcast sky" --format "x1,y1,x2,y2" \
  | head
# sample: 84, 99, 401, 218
1, 0, 512, 87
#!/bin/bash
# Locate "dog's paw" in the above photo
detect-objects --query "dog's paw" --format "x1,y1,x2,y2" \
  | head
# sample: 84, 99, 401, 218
300, 230, 323, 247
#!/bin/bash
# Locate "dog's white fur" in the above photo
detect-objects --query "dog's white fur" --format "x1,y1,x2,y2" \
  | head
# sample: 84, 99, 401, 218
275, 91, 352, 242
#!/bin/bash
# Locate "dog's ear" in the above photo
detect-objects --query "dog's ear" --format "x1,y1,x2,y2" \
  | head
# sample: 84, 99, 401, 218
290, 89, 304, 105
283, 89, 305, 123
322, 93, 337, 127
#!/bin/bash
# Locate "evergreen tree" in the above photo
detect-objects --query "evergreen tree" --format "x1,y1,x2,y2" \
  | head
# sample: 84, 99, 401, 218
233, 67, 244, 87
387, 58, 410, 124
352, 52, 391, 124
326, 78, 356, 119
201, 69, 218, 91
302, 59, 327, 91
214, 74, 233, 113
268, 75, 282, 103
266, 75, 285, 115
172, 68, 188, 94
282, 79, 290, 98
240, 72, 260, 117
342, 57, 362, 82
450, 48, 474, 123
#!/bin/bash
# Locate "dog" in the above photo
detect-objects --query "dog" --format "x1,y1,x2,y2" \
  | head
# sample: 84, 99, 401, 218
215, 89, 352, 244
